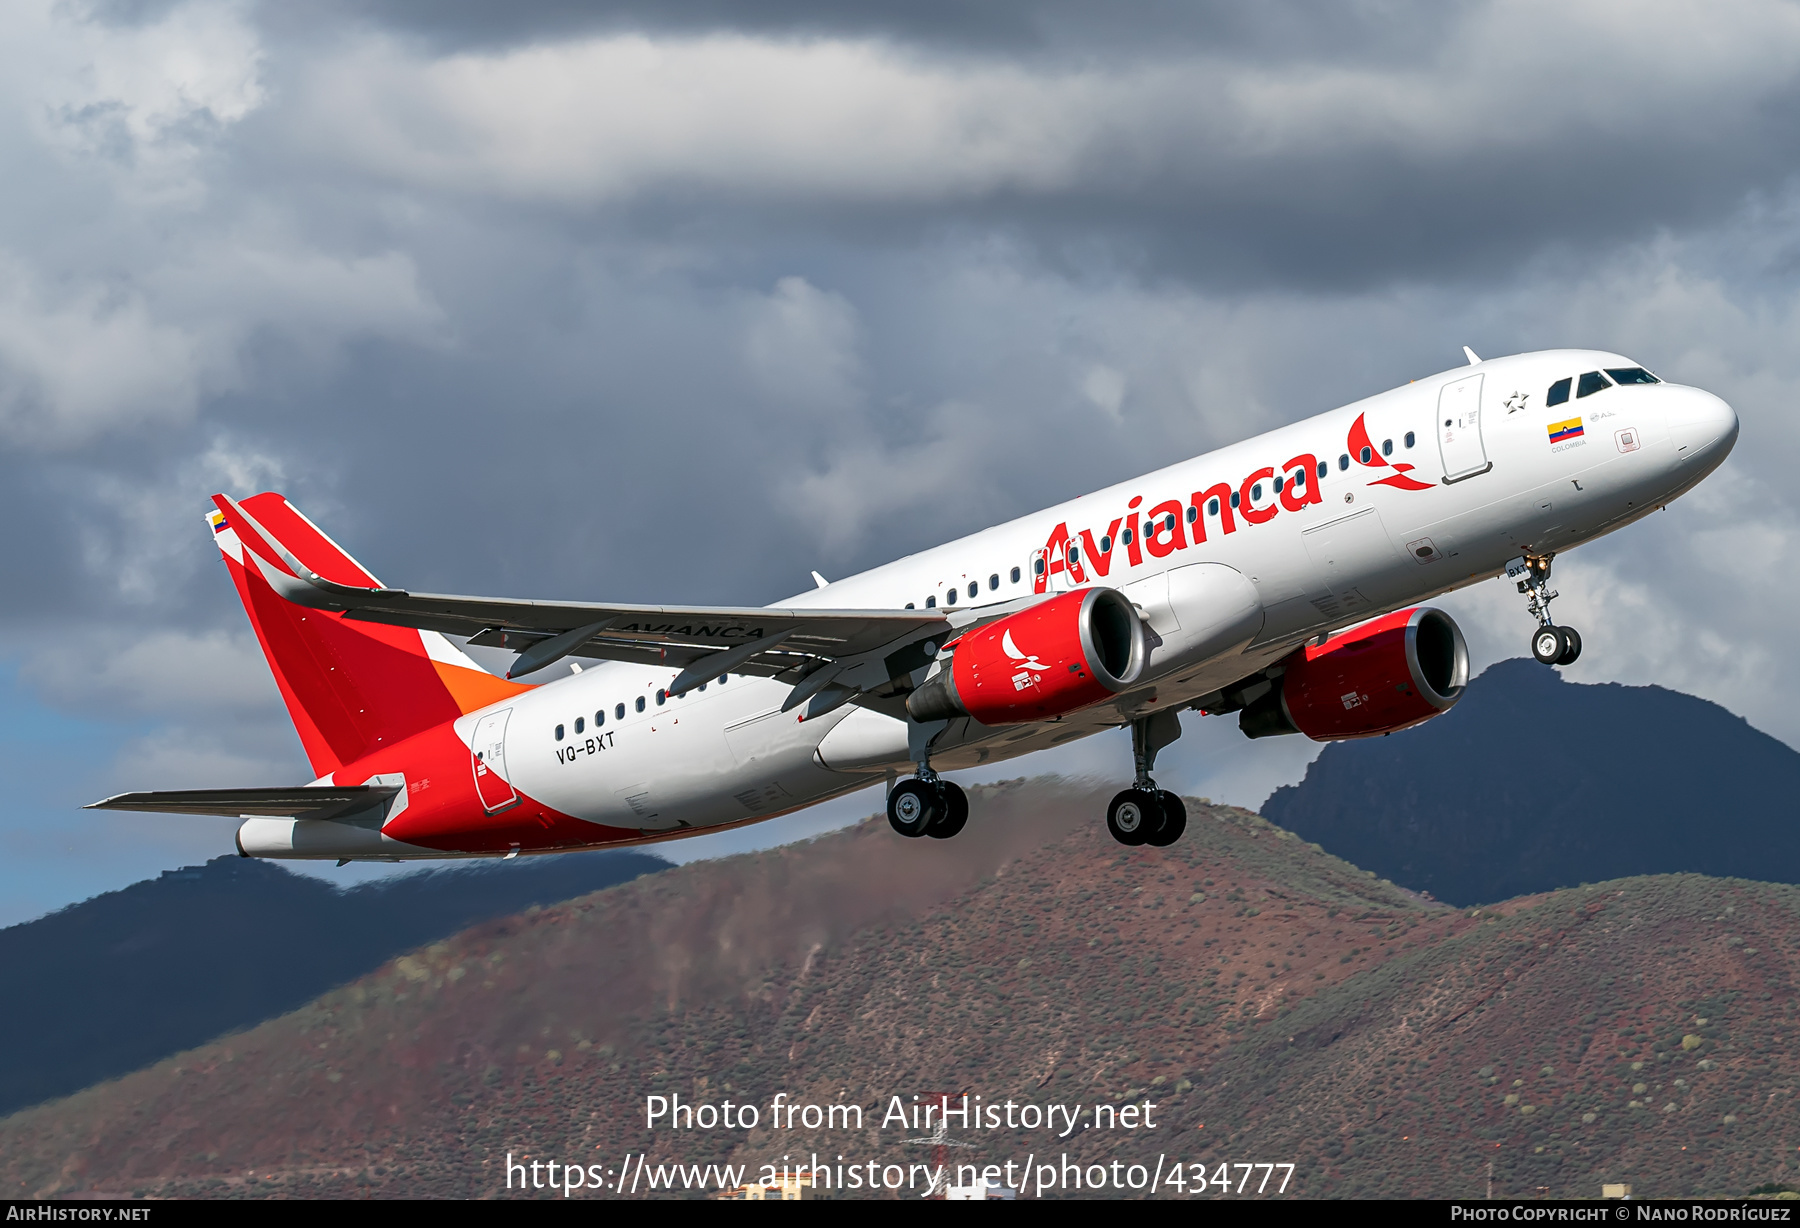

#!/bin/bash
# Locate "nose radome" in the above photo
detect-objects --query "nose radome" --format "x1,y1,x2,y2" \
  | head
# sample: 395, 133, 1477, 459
1669, 389, 1739, 468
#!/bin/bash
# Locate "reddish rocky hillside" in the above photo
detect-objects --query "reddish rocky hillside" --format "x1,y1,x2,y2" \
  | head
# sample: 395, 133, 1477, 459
2, 779, 1795, 1199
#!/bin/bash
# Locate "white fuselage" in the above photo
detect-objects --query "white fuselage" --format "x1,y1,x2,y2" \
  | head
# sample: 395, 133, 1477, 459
451, 349, 1737, 844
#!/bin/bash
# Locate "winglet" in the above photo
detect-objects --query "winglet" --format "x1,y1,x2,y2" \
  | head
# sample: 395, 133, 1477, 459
1462, 346, 1481, 365
811, 570, 829, 589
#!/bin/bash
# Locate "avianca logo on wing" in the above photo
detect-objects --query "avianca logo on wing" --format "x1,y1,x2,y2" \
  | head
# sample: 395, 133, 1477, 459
1035, 414, 1434, 591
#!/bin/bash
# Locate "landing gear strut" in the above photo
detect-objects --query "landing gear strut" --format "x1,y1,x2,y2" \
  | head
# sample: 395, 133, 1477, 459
1106, 711, 1187, 848
887, 761, 968, 840
1514, 554, 1581, 667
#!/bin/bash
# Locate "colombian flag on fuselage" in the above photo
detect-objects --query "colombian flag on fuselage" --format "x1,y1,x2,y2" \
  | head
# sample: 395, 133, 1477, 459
1548, 417, 1585, 444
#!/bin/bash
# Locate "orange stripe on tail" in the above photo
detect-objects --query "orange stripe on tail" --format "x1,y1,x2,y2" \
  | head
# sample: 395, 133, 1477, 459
210, 492, 530, 778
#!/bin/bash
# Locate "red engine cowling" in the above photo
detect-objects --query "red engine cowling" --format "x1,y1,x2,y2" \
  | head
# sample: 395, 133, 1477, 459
1241, 607, 1469, 741
906, 587, 1148, 725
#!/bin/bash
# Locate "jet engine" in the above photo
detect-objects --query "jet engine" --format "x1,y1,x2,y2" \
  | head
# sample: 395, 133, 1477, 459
906, 587, 1148, 725
1240, 606, 1468, 741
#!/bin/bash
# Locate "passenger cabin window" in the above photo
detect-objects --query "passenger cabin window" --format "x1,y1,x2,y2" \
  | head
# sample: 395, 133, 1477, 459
1577, 370, 1611, 398
1338, 454, 1350, 471
1251, 482, 1263, 501
1011, 566, 1021, 583
574, 716, 584, 734
616, 703, 626, 720
1033, 558, 1045, 576
555, 724, 565, 741
596, 711, 605, 727
968, 582, 978, 599
945, 587, 957, 605
1229, 491, 1240, 508
1184, 506, 1197, 524
905, 602, 915, 609
656, 689, 666, 705
1382, 439, 1393, 456
1207, 497, 1220, 515
1359, 446, 1372, 463
1122, 528, 1134, 544
635, 696, 646, 713
1317, 461, 1328, 478
1272, 475, 1283, 493
1547, 377, 1572, 406
1404, 431, 1415, 448
1606, 367, 1659, 385
926, 595, 936, 607
989, 574, 999, 590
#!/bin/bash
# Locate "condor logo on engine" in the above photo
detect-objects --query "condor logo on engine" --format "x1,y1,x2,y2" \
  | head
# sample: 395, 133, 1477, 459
906, 588, 1148, 726
1004, 629, 1048, 693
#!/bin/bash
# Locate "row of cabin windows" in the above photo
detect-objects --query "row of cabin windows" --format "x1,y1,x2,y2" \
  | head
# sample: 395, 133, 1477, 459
907, 566, 1023, 610
1546, 366, 1658, 407
553, 674, 732, 741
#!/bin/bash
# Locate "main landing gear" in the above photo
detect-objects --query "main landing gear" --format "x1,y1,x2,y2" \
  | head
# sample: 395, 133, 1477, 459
887, 768, 968, 840
887, 709, 1192, 848
1106, 711, 1186, 848
1515, 554, 1582, 667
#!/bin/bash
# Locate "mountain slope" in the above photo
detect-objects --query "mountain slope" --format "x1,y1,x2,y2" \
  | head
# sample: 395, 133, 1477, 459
5, 779, 1796, 1199
1261, 658, 1800, 906
1187, 873, 1800, 1198
0, 848, 668, 1116
0, 781, 1447, 1198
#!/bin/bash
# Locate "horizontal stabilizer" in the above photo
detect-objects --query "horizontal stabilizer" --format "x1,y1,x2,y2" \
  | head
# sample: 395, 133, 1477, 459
86, 786, 400, 823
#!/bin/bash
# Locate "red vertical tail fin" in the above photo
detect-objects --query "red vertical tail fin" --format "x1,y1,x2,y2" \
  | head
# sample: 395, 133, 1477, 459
208, 492, 530, 778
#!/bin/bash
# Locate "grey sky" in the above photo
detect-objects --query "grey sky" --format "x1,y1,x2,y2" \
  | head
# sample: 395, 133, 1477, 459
0, 0, 1793, 922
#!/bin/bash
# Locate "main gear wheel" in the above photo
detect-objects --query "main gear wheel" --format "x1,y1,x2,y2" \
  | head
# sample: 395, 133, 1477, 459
887, 779, 941, 838
1107, 788, 1164, 847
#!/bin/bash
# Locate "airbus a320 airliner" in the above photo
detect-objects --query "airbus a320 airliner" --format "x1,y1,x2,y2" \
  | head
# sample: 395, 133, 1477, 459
92, 349, 1737, 857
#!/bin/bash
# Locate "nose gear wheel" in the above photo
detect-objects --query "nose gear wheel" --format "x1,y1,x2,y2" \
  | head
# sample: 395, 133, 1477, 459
1515, 553, 1582, 667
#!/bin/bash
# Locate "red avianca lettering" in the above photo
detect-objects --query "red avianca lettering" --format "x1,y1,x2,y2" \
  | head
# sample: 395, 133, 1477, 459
1037, 451, 1325, 590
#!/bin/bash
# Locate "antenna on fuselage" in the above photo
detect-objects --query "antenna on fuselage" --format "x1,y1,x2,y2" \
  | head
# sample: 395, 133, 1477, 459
1462, 346, 1482, 365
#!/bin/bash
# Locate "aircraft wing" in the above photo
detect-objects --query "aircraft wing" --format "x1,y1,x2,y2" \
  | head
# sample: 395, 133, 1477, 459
215, 495, 986, 716
87, 786, 399, 822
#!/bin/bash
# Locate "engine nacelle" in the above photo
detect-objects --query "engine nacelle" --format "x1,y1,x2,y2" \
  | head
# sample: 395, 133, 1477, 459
906, 587, 1148, 725
1241, 606, 1469, 741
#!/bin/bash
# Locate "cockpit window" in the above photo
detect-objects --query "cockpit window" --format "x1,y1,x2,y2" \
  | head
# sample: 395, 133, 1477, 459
1576, 370, 1611, 398
1605, 367, 1659, 385
1546, 377, 1571, 407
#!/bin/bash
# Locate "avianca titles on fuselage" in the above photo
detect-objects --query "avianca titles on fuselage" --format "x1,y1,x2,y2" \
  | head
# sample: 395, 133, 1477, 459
90, 349, 1738, 855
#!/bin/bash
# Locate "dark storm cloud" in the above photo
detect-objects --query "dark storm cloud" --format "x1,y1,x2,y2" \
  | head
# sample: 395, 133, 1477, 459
4, 0, 1798, 918
265, 0, 1464, 63
226, 4, 1800, 295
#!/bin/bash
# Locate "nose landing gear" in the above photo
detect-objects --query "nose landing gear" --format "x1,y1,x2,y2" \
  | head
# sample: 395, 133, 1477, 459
1106, 710, 1187, 847
1512, 554, 1582, 666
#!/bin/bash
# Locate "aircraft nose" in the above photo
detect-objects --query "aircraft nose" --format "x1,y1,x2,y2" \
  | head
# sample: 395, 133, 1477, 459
1669, 389, 1739, 469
